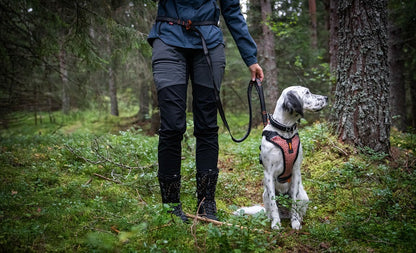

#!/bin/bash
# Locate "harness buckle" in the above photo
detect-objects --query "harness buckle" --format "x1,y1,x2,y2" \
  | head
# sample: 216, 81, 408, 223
185, 20, 192, 30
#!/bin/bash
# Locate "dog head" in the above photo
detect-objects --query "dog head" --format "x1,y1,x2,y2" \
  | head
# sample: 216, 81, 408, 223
281, 86, 328, 118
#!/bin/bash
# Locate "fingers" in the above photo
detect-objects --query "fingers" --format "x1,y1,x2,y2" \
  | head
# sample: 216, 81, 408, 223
249, 63, 264, 82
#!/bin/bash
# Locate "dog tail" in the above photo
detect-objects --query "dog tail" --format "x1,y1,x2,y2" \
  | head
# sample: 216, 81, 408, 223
233, 205, 266, 216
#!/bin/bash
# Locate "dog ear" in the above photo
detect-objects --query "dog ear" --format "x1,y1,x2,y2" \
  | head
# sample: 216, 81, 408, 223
283, 91, 304, 117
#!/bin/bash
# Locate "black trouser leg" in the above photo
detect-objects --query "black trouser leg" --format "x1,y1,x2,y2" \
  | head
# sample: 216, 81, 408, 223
156, 85, 188, 222
157, 85, 187, 178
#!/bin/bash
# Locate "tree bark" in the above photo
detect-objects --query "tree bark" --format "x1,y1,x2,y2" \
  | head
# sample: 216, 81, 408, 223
106, 34, 119, 116
328, 0, 339, 74
150, 82, 160, 135
411, 80, 416, 128
260, 0, 278, 109
331, 0, 390, 154
138, 81, 150, 121
108, 64, 119, 116
388, 17, 406, 131
58, 41, 70, 115
309, 0, 318, 50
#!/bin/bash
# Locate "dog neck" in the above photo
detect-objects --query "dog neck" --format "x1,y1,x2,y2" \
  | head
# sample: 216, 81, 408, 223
271, 98, 300, 128
269, 114, 297, 132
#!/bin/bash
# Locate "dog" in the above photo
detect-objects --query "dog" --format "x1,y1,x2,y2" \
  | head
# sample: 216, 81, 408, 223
234, 86, 328, 229
236, 86, 328, 230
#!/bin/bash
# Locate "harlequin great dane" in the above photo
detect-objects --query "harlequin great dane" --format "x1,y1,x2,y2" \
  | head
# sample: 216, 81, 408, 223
235, 86, 328, 230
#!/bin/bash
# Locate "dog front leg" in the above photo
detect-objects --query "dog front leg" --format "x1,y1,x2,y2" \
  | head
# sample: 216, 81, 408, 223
290, 177, 309, 230
263, 176, 281, 230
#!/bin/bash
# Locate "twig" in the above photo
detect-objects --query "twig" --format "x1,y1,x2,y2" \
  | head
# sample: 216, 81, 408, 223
111, 226, 120, 234
136, 189, 147, 205
190, 198, 205, 250
63, 142, 156, 170
64, 144, 102, 165
91, 139, 155, 170
84, 178, 93, 185
185, 213, 271, 234
149, 223, 172, 232
93, 173, 121, 184
328, 138, 349, 156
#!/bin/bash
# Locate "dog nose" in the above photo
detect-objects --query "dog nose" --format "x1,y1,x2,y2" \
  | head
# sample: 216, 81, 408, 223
324, 96, 328, 102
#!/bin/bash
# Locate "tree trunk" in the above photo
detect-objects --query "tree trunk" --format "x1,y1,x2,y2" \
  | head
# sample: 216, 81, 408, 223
108, 64, 119, 116
107, 34, 119, 116
58, 41, 70, 115
138, 85, 150, 121
388, 17, 406, 131
150, 82, 160, 135
309, 0, 318, 50
137, 52, 152, 121
260, 0, 278, 109
411, 80, 416, 128
331, 0, 390, 154
328, 0, 339, 75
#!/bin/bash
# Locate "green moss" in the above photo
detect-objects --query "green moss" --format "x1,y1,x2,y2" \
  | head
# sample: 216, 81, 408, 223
1, 116, 415, 252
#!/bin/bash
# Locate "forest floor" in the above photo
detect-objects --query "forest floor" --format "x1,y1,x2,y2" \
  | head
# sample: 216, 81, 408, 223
1, 111, 415, 252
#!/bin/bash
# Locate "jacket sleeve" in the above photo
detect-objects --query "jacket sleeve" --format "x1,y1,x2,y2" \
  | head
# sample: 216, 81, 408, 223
220, 0, 258, 67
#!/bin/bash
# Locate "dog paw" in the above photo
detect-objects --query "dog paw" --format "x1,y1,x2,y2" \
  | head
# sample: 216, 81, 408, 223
291, 219, 302, 230
271, 220, 282, 230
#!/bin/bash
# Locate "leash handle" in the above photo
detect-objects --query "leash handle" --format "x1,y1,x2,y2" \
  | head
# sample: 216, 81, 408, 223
250, 79, 268, 127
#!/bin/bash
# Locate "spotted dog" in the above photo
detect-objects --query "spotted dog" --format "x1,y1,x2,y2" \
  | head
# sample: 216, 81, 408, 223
260, 86, 328, 230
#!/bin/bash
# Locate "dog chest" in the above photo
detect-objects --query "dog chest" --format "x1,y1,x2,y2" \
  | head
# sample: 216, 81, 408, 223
262, 130, 300, 183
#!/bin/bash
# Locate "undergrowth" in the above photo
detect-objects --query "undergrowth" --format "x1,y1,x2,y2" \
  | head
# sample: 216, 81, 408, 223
0, 112, 415, 252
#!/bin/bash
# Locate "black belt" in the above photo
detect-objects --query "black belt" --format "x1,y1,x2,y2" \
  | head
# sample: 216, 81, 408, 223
156, 16, 218, 30
156, 16, 267, 142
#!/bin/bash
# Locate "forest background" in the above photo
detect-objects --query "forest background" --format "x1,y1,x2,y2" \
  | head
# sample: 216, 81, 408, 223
1, 0, 416, 252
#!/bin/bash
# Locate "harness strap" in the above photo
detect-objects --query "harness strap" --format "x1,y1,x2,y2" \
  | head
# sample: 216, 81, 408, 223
263, 130, 300, 183
156, 16, 268, 142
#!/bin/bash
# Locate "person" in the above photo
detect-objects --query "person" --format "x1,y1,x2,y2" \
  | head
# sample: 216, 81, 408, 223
148, 0, 264, 222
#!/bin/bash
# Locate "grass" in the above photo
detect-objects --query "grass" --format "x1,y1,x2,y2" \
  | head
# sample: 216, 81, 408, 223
1, 111, 415, 252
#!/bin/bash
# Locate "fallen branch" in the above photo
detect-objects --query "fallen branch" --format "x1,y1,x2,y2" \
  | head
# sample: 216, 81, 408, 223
136, 189, 147, 205
185, 213, 271, 234
91, 139, 156, 170
63, 142, 157, 171
64, 144, 102, 165
328, 138, 349, 156
93, 173, 121, 184
111, 226, 120, 234
84, 178, 93, 185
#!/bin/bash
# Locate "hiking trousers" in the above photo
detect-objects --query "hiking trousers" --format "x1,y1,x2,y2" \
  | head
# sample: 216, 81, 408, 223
152, 39, 225, 179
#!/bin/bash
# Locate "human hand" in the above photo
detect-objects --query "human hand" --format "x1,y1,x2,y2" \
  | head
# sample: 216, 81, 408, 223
248, 63, 264, 82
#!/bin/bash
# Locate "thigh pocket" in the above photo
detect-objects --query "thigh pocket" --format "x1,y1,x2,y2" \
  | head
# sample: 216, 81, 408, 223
193, 44, 225, 90
152, 40, 187, 90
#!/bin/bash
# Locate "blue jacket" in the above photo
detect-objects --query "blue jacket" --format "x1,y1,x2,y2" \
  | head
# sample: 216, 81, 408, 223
148, 0, 258, 67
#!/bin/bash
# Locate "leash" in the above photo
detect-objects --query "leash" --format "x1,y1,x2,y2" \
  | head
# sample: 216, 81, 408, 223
156, 17, 268, 142
217, 78, 268, 143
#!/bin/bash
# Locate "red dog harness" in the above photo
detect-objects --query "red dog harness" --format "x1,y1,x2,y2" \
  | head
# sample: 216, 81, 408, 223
262, 130, 300, 183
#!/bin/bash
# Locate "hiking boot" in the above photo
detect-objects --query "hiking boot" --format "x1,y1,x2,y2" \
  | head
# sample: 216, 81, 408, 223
159, 175, 189, 223
196, 170, 219, 221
